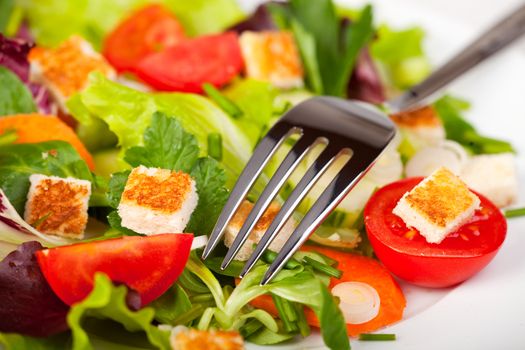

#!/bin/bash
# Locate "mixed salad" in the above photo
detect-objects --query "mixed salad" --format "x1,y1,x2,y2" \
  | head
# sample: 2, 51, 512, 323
0, 0, 522, 349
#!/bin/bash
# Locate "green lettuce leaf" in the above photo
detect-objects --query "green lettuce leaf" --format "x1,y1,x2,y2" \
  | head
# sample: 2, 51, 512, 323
0, 333, 70, 350
69, 74, 253, 189
433, 95, 514, 154
0, 66, 36, 116
0, 141, 92, 213
371, 25, 431, 88
68, 273, 171, 350
166, 0, 245, 37
106, 113, 228, 236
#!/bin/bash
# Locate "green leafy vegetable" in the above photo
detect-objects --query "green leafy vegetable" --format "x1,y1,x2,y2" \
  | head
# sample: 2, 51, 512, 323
203, 83, 243, 119
371, 25, 431, 88
0, 66, 36, 116
0, 0, 14, 34
433, 95, 514, 154
106, 113, 228, 236
0, 129, 18, 147
151, 284, 192, 325
0, 141, 92, 213
68, 273, 171, 350
165, 0, 244, 37
68, 74, 253, 189
0, 332, 70, 350
272, 0, 374, 97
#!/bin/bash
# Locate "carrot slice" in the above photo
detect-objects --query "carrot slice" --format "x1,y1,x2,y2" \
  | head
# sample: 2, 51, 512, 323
0, 114, 94, 170
249, 246, 406, 337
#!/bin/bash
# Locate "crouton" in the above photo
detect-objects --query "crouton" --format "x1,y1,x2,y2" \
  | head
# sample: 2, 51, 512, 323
28, 36, 115, 111
224, 200, 296, 261
393, 167, 480, 244
239, 31, 303, 89
460, 153, 518, 207
390, 106, 445, 145
118, 166, 198, 235
171, 327, 244, 350
24, 174, 91, 239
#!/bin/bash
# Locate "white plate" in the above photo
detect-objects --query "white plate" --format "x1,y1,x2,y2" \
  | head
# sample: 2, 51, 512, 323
242, 0, 525, 349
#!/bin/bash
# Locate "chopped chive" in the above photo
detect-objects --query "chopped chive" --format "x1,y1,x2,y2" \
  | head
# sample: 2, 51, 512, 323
272, 294, 298, 332
0, 129, 18, 147
359, 333, 396, 341
240, 319, 264, 338
293, 303, 311, 337
261, 248, 302, 269
32, 211, 53, 228
505, 207, 525, 218
172, 304, 205, 325
303, 256, 343, 279
190, 293, 214, 303
202, 83, 243, 119
313, 251, 338, 267
207, 133, 223, 161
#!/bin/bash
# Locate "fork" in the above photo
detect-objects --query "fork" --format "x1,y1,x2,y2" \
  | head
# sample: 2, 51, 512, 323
202, 2, 525, 285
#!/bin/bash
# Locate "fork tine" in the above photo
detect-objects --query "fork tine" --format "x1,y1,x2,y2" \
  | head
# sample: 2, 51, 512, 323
202, 123, 297, 259
260, 158, 376, 285
221, 134, 324, 269
238, 145, 341, 278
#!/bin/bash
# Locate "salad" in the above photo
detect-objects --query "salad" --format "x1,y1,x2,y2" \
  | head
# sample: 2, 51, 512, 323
0, 0, 522, 349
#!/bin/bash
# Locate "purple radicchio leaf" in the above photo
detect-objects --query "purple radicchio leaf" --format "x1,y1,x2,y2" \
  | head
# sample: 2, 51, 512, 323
347, 48, 386, 104
0, 241, 70, 337
229, 2, 284, 33
0, 33, 56, 114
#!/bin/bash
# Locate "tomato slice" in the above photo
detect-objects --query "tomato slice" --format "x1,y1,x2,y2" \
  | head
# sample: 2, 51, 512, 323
364, 177, 507, 288
134, 32, 243, 93
36, 234, 193, 306
103, 4, 185, 72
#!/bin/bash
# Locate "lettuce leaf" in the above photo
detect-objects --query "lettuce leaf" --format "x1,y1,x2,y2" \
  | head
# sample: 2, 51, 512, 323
166, 0, 244, 37
69, 74, 253, 189
68, 273, 171, 350
0, 66, 36, 115
371, 25, 431, 89
0, 141, 92, 214
106, 113, 228, 236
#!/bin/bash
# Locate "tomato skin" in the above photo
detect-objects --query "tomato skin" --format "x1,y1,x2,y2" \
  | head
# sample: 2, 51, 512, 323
364, 177, 507, 288
36, 234, 193, 306
134, 32, 243, 93
103, 4, 185, 72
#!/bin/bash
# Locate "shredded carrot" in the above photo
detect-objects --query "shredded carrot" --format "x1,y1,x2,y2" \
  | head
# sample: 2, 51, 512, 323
0, 114, 94, 170
249, 245, 406, 337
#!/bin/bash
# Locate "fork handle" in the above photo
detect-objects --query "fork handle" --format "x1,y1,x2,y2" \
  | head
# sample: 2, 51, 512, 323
388, 2, 525, 112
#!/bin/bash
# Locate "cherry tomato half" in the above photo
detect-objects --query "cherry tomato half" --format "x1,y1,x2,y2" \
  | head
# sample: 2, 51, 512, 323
134, 32, 243, 93
36, 234, 193, 306
103, 4, 185, 72
364, 177, 507, 288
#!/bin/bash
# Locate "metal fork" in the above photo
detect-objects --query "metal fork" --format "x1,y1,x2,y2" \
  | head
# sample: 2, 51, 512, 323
202, 2, 525, 285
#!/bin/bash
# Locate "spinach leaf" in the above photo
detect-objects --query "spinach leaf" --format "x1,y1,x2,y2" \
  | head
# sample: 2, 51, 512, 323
0, 141, 92, 214
0, 66, 36, 116
434, 95, 514, 154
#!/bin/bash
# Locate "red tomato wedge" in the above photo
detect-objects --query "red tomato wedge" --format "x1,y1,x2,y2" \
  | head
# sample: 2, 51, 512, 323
364, 177, 507, 288
249, 246, 406, 337
36, 234, 193, 306
134, 32, 243, 93
103, 4, 185, 72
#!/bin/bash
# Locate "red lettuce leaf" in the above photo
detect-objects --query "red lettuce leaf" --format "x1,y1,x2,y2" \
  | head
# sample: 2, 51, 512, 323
0, 241, 69, 337
347, 48, 385, 104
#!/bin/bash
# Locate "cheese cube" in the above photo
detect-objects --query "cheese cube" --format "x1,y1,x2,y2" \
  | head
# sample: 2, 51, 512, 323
118, 166, 198, 235
390, 106, 446, 146
224, 200, 296, 261
24, 174, 91, 239
28, 36, 115, 112
393, 167, 480, 244
239, 31, 303, 89
460, 153, 518, 208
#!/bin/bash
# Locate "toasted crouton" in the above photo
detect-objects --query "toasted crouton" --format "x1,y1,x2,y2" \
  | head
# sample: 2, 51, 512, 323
171, 328, 244, 350
28, 36, 115, 111
24, 174, 91, 239
460, 153, 518, 207
390, 106, 445, 145
118, 166, 198, 235
239, 31, 303, 89
393, 167, 480, 244
224, 200, 296, 261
